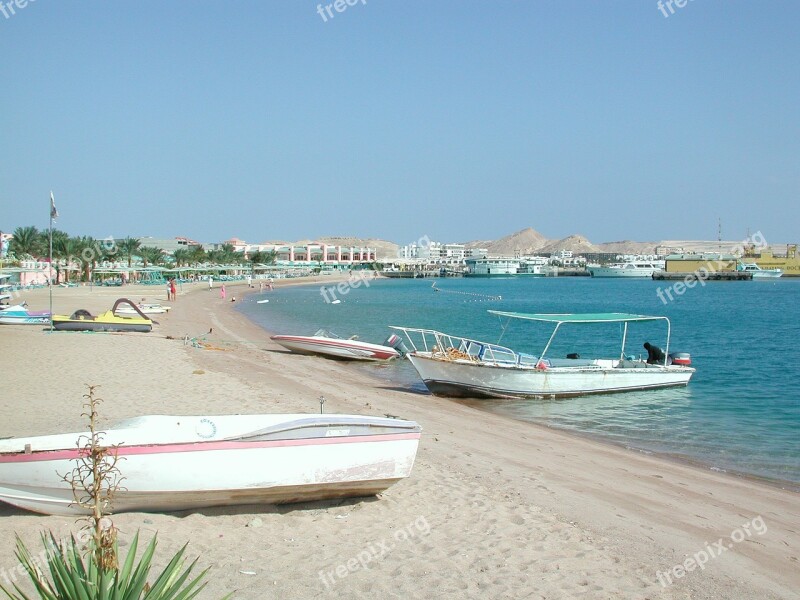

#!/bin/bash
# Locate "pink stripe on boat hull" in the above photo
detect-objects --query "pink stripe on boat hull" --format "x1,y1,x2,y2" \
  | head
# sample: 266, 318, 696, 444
0, 432, 420, 463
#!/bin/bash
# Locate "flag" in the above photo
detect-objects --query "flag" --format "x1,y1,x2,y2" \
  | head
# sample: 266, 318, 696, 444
50, 191, 58, 220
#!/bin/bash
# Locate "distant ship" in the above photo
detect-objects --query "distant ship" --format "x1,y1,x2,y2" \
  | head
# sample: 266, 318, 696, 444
742, 244, 799, 277
587, 259, 665, 278
736, 261, 782, 279
465, 256, 548, 277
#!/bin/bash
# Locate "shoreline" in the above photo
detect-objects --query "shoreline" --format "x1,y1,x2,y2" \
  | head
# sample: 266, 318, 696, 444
233, 277, 800, 493
1, 280, 798, 598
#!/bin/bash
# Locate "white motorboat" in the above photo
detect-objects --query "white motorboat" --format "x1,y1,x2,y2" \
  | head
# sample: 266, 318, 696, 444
0, 303, 51, 325
587, 259, 665, 278
271, 329, 401, 361
0, 413, 421, 516
114, 302, 171, 315
391, 311, 695, 399
736, 261, 782, 279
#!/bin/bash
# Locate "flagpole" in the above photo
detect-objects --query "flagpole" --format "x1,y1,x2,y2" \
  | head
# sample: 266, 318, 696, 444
49, 191, 54, 332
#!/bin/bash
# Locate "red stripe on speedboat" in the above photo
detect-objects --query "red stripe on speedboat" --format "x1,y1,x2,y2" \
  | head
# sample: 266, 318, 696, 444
272, 336, 397, 352
0, 432, 420, 463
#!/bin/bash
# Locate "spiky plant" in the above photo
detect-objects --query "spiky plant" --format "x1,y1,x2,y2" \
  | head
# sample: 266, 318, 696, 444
0, 385, 224, 600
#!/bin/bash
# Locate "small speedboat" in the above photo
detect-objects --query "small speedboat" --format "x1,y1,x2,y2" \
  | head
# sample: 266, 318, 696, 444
0, 303, 51, 325
0, 413, 421, 515
52, 298, 153, 332
271, 329, 401, 361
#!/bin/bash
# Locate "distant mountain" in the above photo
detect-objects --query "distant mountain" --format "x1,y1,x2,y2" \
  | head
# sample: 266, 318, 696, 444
466, 227, 549, 256
459, 228, 674, 257
539, 235, 599, 254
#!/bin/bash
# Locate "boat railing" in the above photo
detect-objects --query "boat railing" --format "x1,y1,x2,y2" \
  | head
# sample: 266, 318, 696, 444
389, 326, 524, 365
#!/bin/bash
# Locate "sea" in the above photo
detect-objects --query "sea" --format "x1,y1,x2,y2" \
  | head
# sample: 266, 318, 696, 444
237, 276, 800, 487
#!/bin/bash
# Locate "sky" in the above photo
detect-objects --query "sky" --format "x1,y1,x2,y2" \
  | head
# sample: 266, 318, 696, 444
1, 1, 798, 246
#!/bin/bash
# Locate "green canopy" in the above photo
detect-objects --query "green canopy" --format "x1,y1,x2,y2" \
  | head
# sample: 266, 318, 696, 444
488, 311, 667, 324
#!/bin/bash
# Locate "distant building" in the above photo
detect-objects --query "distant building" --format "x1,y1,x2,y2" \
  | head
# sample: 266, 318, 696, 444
656, 245, 683, 256
466, 248, 489, 259
442, 243, 466, 262
664, 253, 738, 273
137, 236, 203, 255
0, 232, 12, 257
222, 239, 376, 265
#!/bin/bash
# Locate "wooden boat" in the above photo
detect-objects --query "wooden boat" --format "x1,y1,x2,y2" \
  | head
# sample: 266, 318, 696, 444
0, 303, 51, 325
271, 329, 401, 361
0, 413, 421, 516
391, 311, 695, 399
52, 298, 153, 332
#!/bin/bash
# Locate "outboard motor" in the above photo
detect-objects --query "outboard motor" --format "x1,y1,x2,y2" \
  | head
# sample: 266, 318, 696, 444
384, 334, 410, 357
668, 352, 692, 366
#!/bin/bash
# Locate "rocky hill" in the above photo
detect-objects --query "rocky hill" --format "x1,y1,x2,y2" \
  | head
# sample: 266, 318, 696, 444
539, 235, 598, 254
465, 227, 549, 255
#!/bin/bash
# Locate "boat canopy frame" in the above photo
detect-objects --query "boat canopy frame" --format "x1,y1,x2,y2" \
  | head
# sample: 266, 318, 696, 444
488, 311, 672, 366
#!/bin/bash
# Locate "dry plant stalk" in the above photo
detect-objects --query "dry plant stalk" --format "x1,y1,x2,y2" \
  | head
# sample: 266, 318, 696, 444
59, 384, 125, 570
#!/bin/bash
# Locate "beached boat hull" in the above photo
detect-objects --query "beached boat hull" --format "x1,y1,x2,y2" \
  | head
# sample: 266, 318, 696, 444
0, 305, 50, 325
408, 354, 694, 399
0, 414, 421, 516
271, 335, 400, 361
114, 304, 170, 315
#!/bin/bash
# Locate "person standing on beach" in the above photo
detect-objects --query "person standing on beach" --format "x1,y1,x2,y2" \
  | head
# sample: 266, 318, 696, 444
208, 275, 213, 289
220, 284, 226, 300
166, 279, 172, 301
170, 278, 177, 301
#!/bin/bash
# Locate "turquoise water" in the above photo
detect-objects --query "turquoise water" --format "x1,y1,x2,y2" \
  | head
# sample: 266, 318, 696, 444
238, 276, 800, 486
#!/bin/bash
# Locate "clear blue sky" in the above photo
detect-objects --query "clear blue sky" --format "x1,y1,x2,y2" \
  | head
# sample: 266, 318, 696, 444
2, 1, 798, 246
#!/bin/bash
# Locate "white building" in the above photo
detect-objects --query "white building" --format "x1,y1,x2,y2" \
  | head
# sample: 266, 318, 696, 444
466, 248, 489, 259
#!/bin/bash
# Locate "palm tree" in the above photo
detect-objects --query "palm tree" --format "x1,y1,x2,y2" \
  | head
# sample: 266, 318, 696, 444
118, 237, 141, 268
248, 250, 266, 265
9, 226, 42, 258
208, 243, 240, 266
78, 236, 97, 282
189, 245, 207, 265
172, 248, 191, 267
139, 246, 164, 268
53, 237, 81, 284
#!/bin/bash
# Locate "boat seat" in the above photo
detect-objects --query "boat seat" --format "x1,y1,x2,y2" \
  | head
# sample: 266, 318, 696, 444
69, 309, 94, 320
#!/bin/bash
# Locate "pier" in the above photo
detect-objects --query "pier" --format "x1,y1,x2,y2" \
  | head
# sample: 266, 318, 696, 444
652, 272, 752, 281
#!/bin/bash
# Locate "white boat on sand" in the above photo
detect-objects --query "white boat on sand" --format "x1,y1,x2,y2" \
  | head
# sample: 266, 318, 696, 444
391, 311, 695, 399
0, 413, 421, 516
114, 302, 171, 315
271, 329, 401, 361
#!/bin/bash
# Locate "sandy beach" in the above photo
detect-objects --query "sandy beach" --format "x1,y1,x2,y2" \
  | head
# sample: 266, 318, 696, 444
0, 280, 797, 599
